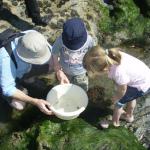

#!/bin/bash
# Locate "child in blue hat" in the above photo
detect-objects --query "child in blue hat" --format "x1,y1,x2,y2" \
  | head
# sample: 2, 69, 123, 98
51, 18, 95, 91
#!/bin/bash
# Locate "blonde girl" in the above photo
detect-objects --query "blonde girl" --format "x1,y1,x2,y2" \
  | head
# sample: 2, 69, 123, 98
83, 46, 150, 127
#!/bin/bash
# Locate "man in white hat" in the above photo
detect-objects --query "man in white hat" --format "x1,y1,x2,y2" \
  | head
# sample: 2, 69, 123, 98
0, 30, 52, 115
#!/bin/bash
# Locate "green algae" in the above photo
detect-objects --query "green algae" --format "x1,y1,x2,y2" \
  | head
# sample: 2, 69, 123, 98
0, 126, 38, 150
94, 0, 112, 33
97, 0, 150, 40
0, 118, 146, 150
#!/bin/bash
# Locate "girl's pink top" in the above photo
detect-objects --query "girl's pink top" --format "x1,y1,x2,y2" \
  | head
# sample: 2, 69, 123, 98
108, 52, 150, 92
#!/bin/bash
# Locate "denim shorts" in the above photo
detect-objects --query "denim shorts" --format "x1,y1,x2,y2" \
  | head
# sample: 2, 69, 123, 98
116, 86, 150, 108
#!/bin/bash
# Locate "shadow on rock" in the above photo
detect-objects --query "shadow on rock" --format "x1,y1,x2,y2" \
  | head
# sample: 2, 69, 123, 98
0, 7, 33, 30
0, 97, 12, 123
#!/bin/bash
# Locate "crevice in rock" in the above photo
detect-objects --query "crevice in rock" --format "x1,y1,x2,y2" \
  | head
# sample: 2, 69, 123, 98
57, 0, 70, 8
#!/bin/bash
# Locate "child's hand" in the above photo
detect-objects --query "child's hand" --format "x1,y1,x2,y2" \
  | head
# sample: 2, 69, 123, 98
56, 70, 70, 84
60, 76, 70, 84
111, 96, 119, 104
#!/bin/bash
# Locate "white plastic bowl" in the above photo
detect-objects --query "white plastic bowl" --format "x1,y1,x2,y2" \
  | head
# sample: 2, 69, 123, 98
46, 84, 88, 120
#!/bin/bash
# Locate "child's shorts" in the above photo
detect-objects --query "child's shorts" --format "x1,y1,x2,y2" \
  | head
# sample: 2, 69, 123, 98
116, 86, 150, 108
66, 73, 88, 91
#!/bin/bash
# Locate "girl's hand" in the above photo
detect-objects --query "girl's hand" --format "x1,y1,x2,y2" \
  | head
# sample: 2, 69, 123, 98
56, 70, 70, 84
35, 99, 53, 115
111, 96, 119, 104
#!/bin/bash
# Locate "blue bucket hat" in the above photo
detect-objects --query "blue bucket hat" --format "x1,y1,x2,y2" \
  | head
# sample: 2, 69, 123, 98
62, 18, 87, 50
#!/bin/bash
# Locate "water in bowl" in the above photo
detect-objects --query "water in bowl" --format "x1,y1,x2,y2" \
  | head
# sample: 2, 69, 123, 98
52, 94, 81, 113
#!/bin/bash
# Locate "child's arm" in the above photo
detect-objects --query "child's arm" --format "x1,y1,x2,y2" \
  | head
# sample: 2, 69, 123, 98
112, 84, 127, 127
53, 55, 70, 84
112, 84, 127, 104
53, 54, 62, 72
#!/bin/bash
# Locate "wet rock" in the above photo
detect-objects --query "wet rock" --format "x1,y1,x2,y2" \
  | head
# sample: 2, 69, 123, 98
44, 8, 53, 15
57, 19, 64, 29
57, 0, 69, 8
12, 1, 18, 6
50, 18, 58, 29
126, 95, 150, 149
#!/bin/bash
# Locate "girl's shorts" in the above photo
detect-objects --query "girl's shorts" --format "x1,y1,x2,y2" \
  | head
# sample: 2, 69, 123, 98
116, 86, 150, 108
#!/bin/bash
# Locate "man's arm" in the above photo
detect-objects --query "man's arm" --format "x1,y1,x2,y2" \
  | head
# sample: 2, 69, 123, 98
12, 89, 53, 115
0, 54, 52, 115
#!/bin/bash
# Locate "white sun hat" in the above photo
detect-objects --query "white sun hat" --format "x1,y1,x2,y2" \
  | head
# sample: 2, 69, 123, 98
16, 31, 51, 65
46, 84, 88, 120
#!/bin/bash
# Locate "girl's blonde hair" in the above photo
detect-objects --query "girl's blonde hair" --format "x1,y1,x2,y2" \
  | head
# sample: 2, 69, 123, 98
83, 45, 121, 73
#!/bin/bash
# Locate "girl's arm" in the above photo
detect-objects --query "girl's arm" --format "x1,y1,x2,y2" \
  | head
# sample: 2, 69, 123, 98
112, 84, 127, 104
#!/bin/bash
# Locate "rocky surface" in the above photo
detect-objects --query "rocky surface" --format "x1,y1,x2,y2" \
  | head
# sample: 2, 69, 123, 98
0, 0, 100, 44
0, 0, 150, 149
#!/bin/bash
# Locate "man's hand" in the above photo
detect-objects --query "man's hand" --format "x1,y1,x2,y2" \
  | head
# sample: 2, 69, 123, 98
12, 89, 53, 115
35, 99, 53, 115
